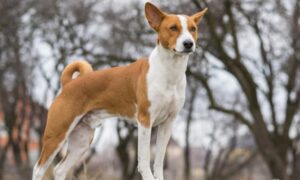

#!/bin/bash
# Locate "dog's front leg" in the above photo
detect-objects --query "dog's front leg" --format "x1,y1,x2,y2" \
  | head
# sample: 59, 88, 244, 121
138, 123, 157, 180
153, 119, 173, 180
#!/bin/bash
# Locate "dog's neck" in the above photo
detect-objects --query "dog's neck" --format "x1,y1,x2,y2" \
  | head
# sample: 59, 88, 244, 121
148, 44, 189, 86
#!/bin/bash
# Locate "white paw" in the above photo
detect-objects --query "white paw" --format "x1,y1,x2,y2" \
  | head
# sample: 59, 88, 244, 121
154, 174, 163, 180
144, 177, 158, 180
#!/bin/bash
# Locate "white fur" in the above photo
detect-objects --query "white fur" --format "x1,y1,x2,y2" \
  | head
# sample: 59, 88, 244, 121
138, 123, 157, 180
175, 15, 195, 53
53, 122, 94, 180
147, 44, 187, 125
83, 108, 138, 128
82, 110, 114, 128
137, 44, 188, 180
153, 119, 174, 180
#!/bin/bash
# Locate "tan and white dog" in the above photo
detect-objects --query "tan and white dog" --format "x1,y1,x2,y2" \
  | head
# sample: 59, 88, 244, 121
32, 2, 207, 180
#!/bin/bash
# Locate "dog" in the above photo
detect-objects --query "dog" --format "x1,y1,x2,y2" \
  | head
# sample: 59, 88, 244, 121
32, 2, 207, 180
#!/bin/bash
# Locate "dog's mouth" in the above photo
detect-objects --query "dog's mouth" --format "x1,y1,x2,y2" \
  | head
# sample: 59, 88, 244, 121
172, 49, 193, 55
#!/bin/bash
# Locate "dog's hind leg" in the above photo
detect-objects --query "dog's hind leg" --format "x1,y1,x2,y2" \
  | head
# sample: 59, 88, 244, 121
32, 105, 84, 180
53, 122, 95, 180
32, 130, 68, 180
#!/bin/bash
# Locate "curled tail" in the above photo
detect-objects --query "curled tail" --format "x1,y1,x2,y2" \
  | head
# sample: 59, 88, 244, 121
60, 60, 93, 87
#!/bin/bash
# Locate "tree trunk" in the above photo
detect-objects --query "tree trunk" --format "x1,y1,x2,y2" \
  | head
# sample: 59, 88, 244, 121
184, 87, 197, 180
0, 143, 9, 180
291, 151, 300, 180
253, 131, 289, 180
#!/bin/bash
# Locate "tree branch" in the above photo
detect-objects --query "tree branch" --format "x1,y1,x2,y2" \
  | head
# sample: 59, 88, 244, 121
283, 0, 300, 139
187, 68, 253, 130
225, 0, 241, 61
237, 3, 279, 135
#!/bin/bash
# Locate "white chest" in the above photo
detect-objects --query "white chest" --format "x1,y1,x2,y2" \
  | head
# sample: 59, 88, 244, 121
147, 45, 188, 126
148, 84, 185, 126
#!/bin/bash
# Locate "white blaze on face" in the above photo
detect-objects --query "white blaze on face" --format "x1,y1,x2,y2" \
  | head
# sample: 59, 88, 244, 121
175, 15, 195, 53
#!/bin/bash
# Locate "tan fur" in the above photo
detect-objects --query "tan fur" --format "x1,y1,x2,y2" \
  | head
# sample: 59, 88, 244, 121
144, 3, 166, 31
38, 58, 150, 165
191, 8, 208, 24
158, 15, 182, 50
60, 60, 93, 87
145, 4, 182, 49
145, 3, 207, 50
186, 16, 199, 40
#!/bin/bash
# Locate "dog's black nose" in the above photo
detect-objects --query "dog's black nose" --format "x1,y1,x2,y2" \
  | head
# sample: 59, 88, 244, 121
183, 40, 194, 50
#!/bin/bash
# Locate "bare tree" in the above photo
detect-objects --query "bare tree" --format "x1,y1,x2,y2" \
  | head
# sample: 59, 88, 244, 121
0, 0, 48, 179
202, 115, 257, 180
187, 0, 300, 179
2, 0, 299, 179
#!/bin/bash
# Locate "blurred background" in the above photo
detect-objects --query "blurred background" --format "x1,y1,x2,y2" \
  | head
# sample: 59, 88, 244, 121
0, 0, 300, 179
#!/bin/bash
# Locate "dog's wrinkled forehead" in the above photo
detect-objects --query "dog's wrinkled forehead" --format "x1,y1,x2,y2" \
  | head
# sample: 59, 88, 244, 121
144, 2, 207, 53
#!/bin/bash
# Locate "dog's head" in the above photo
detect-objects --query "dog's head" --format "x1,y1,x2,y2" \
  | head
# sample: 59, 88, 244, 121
145, 2, 207, 55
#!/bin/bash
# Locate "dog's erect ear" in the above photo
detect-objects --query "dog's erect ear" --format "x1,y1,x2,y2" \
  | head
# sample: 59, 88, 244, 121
145, 2, 166, 31
191, 8, 208, 24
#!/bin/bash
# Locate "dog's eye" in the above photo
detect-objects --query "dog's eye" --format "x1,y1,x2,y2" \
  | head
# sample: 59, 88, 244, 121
190, 26, 196, 32
170, 25, 178, 31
